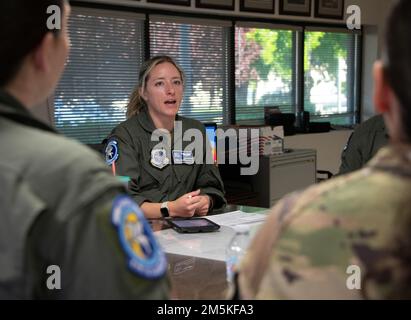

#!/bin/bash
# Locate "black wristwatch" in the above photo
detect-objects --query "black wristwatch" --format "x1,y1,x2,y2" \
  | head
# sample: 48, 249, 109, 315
160, 201, 170, 218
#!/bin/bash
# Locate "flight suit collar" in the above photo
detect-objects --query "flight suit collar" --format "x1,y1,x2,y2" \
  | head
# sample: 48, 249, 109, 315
137, 107, 156, 133
137, 106, 181, 135
0, 89, 56, 133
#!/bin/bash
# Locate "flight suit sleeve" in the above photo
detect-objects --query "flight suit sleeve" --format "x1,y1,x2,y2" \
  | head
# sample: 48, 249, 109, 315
106, 126, 150, 206
338, 131, 364, 175
28, 188, 170, 299
194, 129, 227, 210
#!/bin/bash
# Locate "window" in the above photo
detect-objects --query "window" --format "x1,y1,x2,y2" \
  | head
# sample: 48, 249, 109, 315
304, 28, 360, 126
54, 8, 145, 144
235, 23, 298, 123
54, 5, 362, 143
149, 16, 231, 124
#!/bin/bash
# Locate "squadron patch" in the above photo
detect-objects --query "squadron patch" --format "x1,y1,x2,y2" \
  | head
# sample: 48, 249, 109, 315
111, 195, 167, 279
105, 139, 119, 166
150, 148, 170, 169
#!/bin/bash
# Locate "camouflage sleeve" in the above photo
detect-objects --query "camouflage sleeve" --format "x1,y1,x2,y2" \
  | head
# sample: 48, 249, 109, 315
28, 189, 170, 299
238, 187, 362, 300
237, 192, 301, 300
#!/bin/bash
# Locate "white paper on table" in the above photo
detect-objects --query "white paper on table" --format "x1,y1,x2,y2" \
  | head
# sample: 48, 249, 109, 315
207, 210, 268, 227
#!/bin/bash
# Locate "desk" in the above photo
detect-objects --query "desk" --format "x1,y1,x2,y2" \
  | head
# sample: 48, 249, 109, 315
150, 205, 268, 299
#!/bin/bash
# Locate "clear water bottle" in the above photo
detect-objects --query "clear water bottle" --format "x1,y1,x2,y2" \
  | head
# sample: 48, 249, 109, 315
226, 225, 250, 283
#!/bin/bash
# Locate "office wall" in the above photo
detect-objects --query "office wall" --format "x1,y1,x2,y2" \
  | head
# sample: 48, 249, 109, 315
84, 0, 391, 25
361, 25, 378, 121
284, 130, 353, 175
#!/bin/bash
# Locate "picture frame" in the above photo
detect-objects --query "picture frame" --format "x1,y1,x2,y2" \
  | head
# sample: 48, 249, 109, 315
279, 0, 312, 17
314, 0, 345, 20
240, 0, 275, 14
147, 0, 190, 6
195, 0, 235, 11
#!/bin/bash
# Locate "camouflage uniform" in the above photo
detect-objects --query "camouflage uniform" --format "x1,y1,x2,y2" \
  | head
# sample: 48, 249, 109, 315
238, 145, 411, 299
339, 115, 389, 175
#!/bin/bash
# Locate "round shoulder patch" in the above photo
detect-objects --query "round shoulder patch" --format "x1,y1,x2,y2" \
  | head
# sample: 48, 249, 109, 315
111, 195, 167, 279
105, 139, 119, 166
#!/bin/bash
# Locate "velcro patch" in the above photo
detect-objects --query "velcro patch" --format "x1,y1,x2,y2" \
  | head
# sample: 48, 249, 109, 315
105, 138, 119, 166
111, 195, 167, 279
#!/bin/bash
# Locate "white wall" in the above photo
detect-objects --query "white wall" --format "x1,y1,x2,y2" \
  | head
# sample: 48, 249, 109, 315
85, 0, 391, 26
361, 25, 378, 121
285, 130, 352, 175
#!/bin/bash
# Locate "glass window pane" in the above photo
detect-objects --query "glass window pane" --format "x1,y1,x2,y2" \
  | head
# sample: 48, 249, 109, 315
235, 27, 296, 123
304, 31, 356, 126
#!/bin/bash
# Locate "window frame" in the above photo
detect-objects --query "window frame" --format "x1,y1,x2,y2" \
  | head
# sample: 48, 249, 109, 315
302, 26, 362, 126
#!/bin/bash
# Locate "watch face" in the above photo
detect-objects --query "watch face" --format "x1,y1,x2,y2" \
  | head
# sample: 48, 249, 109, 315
160, 203, 169, 217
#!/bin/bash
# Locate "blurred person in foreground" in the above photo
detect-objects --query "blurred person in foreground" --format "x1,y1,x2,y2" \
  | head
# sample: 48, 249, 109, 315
236, 0, 411, 300
0, 0, 169, 299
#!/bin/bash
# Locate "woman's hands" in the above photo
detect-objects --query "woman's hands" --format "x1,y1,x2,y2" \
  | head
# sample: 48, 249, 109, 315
169, 189, 211, 218
194, 194, 211, 216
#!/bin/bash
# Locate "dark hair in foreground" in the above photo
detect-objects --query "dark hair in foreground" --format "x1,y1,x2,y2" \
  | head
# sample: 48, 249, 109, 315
0, 0, 65, 86
384, 0, 411, 141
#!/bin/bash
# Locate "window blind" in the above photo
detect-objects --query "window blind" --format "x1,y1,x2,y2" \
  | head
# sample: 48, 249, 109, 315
149, 17, 231, 124
54, 8, 145, 144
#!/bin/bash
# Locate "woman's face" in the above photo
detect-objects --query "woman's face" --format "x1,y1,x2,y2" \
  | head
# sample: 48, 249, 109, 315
140, 62, 184, 120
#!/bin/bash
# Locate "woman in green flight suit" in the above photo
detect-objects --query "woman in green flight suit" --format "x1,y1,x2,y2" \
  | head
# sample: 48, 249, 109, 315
105, 56, 226, 219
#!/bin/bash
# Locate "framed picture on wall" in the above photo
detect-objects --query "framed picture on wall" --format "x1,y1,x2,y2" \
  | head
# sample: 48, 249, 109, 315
147, 0, 190, 6
240, 0, 275, 14
314, 0, 345, 19
195, 0, 234, 11
279, 0, 312, 17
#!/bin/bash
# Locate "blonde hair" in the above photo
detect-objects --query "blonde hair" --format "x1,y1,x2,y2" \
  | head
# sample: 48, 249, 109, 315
126, 55, 185, 118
